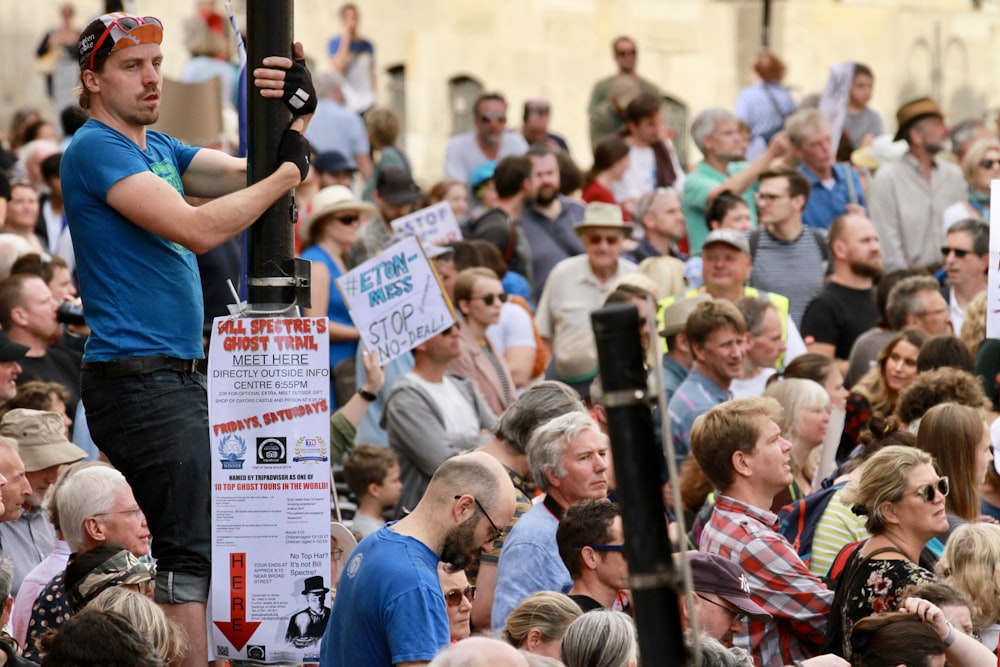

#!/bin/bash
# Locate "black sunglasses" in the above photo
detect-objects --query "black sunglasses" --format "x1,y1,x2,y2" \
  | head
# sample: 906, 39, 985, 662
445, 586, 475, 607
913, 476, 949, 503
585, 544, 625, 554
940, 246, 972, 258
333, 214, 361, 225
472, 293, 508, 306
980, 159, 1000, 169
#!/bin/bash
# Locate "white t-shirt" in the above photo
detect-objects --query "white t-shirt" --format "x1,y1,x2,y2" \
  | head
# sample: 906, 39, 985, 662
486, 302, 537, 356
408, 374, 481, 435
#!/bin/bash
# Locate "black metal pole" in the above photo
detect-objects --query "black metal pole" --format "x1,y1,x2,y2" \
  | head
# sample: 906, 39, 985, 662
761, 0, 772, 49
592, 304, 685, 666
246, 0, 301, 314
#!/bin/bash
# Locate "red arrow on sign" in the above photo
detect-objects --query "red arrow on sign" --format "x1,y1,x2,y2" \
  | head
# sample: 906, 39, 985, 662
214, 552, 261, 651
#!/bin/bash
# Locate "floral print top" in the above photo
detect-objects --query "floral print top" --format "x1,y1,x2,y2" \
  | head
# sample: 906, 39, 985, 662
826, 551, 936, 658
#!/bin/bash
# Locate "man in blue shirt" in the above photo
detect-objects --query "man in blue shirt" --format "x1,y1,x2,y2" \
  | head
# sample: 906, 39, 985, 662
668, 299, 747, 468
320, 452, 516, 666
786, 108, 866, 230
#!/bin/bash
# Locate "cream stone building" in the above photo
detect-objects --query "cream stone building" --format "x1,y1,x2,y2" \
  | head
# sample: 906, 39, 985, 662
3, 0, 1000, 183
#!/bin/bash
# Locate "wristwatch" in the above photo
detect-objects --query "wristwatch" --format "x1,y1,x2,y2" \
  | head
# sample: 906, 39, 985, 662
357, 387, 377, 402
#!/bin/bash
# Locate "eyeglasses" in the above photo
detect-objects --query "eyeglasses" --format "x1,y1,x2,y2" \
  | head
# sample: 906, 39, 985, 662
471, 293, 508, 306
456, 494, 503, 542
696, 593, 746, 623
616, 49, 637, 57
585, 233, 622, 246
479, 113, 506, 123
441, 322, 462, 336
913, 476, 949, 503
445, 586, 476, 607
331, 547, 344, 561
979, 159, 1000, 169
333, 214, 361, 225
89, 15, 164, 70
92, 507, 144, 519
754, 192, 787, 203
585, 544, 626, 554
940, 246, 972, 258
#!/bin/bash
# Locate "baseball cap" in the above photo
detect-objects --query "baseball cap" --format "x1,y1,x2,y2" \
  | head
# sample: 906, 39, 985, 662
0, 409, 87, 472
314, 151, 357, 174
703, 229, 750, 255
376, 167, 422, 207
78, 13, 163, 70
688, 552, 771, 622
0, 332, 28, 362
469, 161, 497, 190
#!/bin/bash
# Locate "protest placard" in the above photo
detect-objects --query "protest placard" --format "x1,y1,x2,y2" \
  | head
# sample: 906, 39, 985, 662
987, 181, 1000, 338
390, 200, 463, 246
335, 236, 456, 363
208, 317, 332, 664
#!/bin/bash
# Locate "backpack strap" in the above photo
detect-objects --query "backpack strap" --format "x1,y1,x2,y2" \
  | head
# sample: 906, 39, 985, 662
749, 228, 761, 263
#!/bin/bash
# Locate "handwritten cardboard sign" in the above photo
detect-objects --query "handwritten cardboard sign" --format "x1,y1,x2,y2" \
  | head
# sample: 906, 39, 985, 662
335, 236, 456, 363
390, 201, 463, 246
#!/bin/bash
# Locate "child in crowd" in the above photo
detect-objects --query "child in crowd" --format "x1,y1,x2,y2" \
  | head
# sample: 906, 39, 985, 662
843, 63, 884, 150
343, 445, 403, 538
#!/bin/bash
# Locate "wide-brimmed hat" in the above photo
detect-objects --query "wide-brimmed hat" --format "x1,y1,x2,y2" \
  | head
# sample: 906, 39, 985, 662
301, 186, 376, 242
574, 202, 633, 237
659, 295, 711, 338
894, 97, 945, 141
555, 330, 599, 384
688, 552, 772, 622
0, 409, 87, 472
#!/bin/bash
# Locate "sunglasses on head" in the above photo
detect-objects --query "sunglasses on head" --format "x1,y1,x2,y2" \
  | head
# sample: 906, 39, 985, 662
89, 15, 163, 70
940, 246, 971, 258
472, 293, 508, 306
445, 586, 475, 607
913, 476, 949, 503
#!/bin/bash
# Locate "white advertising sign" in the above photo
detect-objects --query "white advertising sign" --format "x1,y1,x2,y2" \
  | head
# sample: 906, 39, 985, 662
335, 235, 456, 363
390, 201, 463, 246
208, 316, 331, 664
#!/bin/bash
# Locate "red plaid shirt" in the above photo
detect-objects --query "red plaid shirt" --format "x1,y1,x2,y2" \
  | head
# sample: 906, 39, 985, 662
700, 494, 833, 667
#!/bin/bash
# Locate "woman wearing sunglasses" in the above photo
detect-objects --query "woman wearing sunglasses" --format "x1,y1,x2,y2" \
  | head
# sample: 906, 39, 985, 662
914, 403, 993, 557
438, 563, 474, 643
824, 445, 946, 658
943, 137, 1000, 230
449, 267, 516, 415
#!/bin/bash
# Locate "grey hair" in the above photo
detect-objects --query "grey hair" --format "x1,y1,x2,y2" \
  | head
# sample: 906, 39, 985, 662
58, 466, 130, 551
633, 186, 679, 226
521, 652, 564, 667
0, 234, 34, 282
950, 118, 987, 154
947, 219, 989, 256
784, 107, 830, 147
493, 381, 585, 455
561, 610, 638, 667
691, 108, 735, 154
734, 296, 776, 337
527, 412, 599, 493
886, 275, 942, 330
687, 633, 755, 667
314, 70, 344, 98
0, 555, 13, 601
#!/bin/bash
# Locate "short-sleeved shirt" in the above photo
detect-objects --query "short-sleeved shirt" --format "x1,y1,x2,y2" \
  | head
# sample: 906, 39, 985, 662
319, 525, 449, 666
749, 227, 827, 327
799, 163, 866, 230
520, 198, 586, 301
681, 161, 757, 256
800, 282, 878, 360
444, 132, 529, 185
304, 98, 371, 158
61, 120, 202, 362
326, 36, 376, 113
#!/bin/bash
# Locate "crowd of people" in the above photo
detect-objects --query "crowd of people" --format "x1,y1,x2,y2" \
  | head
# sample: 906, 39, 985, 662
2, 1, 1000, 666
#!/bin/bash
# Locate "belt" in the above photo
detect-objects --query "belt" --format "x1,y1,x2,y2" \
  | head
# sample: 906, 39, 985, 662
82, 356, 199, 379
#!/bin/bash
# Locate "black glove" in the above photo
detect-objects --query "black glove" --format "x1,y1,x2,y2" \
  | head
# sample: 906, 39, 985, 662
281, 53, 316, 116
277, 128, 310, 182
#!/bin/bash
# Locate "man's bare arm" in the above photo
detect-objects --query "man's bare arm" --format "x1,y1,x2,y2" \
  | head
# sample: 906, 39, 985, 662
706, 132, 790, 203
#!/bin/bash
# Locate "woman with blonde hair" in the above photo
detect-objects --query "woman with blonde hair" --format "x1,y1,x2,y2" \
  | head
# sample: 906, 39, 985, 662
943, 137, 1000, 228
939, 523, 1000, 651
87, 587, 185, 665
959, 291, 987, 357
825, 445, 944, 658
502, 591, 582, 660
764, 378, 831, 497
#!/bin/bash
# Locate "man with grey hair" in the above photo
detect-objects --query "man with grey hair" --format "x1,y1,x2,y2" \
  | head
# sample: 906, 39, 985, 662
429, 636, 529, 667
950, 118, 990, 164
468, 381, 586, 630
786, 108, 866, 230
22, 465, 150, 663
304, 69, 373, 180
682, 108, 788, 256
491, 412, 609, 633
625, 187, 687, 264
941, 218, 988, 332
